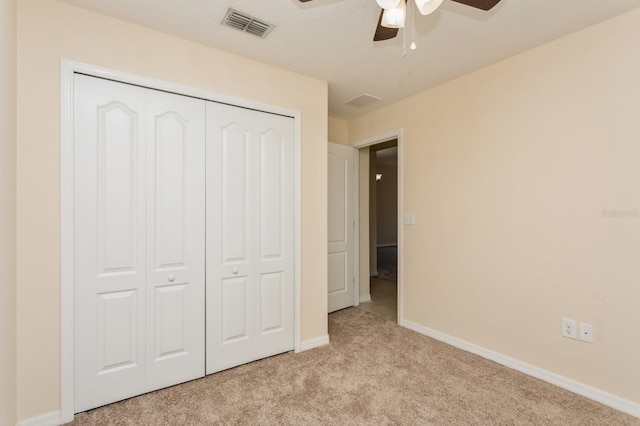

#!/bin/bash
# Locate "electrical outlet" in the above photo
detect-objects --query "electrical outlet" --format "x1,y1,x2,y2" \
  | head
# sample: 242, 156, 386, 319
562, 318, 577, 339
579, 322, 593, 343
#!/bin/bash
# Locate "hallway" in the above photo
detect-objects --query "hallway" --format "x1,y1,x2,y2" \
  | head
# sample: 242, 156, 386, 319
356, 245, 397, 322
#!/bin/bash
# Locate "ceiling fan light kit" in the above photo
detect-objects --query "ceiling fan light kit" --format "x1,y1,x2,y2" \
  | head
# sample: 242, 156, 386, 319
299, 0, 502, 45
376, 0, 402, 9
415, 0, 445, 16
381, 1, 407, 29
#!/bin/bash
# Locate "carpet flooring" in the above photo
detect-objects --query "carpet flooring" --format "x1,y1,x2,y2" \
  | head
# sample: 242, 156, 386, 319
70, 309, 639, 425
355, 277, 397, 322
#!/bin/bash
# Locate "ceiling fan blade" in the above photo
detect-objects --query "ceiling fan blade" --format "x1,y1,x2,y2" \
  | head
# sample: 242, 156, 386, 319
373, 9, 399, 41
298, 0, 313, 2
450, 0, 501, 11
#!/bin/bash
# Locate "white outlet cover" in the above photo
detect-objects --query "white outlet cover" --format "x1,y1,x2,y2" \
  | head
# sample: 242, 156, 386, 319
562, 318, 577, 339
579, 322, 593, 343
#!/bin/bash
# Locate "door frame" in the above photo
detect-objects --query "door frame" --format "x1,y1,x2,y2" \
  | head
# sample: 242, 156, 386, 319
353, 129, 404, 323
60, 59, 303, 422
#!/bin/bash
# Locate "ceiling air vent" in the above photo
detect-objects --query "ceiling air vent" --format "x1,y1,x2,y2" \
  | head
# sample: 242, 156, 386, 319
222, 8, 275, 39
344, 94, 382, 108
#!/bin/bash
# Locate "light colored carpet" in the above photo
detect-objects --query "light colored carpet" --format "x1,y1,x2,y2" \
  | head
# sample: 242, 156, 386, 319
356, 277, 397, 322
70, 309, 639, 425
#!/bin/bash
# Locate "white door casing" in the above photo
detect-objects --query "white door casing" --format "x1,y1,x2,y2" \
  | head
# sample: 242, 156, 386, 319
73, 75, 205, 412
327, 143, 356, 313
206, 102, 295, 374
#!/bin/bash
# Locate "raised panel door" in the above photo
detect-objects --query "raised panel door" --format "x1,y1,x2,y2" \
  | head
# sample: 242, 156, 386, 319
253, 114, 294, 358
74, 75, 206, 413
74, 75, 147, 412
206, 103, 294, 374
206, 103, 256, 373
328, 142, 355, 313
145, 89, 205, 390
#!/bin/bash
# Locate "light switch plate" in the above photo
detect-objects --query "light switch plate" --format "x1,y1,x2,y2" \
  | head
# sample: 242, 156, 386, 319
404, 212, 415, 225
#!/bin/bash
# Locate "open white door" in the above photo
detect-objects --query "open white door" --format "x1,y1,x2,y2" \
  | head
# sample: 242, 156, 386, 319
328, 142, 356, 313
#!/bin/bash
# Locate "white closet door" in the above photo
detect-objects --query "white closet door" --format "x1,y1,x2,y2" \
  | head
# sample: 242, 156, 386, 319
74, 75, 206, 412
253, 111, 295, 359
206, 102, 294, 374
144, 90, 205, 390
74, 75, 147, 412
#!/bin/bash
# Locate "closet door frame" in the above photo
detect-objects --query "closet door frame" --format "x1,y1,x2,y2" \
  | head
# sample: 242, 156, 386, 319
60, 59, 303, 423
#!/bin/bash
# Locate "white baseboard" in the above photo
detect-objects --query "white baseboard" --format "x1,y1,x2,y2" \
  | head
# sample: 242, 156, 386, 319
400, 319, 640, 419
298, 335, 330, 352
376, 243, 397, 248
17, 411, 62, 426
359, 294, 371, 303
370, 270, 378, 277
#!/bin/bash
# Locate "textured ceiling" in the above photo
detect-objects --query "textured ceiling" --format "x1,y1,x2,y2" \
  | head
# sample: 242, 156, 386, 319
63, 0, 640, 119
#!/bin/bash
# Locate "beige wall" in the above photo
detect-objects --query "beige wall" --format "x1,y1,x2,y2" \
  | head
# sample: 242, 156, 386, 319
16, 0, 328, 421
328, 116, 349, 145
0, 0, 17, 424
376, 161, 398, 246
349, 8, 640, 404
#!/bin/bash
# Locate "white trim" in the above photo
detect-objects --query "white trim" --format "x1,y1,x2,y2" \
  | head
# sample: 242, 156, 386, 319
401, 319, 640, 419
17, 411, 62, 426
396, 134, 404, 325
298, 335, 330, 352
370, 270, 378, 277
60, 61, 75, 424
353, 129, 403, 150
376, 243, 397, 248
359, 294, 372, 303
352, 149, 360, 307
293, 105, 302, 354
60, 59, 303, 420
352, 129, 404, 325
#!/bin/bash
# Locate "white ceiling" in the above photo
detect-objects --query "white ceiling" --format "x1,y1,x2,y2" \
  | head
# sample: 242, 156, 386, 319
63, 0, 640, 119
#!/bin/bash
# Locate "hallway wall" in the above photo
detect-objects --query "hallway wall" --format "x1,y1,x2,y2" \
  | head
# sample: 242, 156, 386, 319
0, 0, 17, 424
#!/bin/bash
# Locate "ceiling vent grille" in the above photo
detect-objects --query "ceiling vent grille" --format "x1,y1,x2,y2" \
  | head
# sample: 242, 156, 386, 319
344, 94, 382, 108
222, 8, 275, 39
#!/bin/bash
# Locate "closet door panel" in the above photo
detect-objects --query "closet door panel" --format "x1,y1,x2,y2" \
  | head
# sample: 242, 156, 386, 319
221, 276, 251, 343
206, 102, 294, 373
221, 123, 252, 269
206, 103, 256, 374
254, 114, 295, 358
145, 89, 205, 390
74, 75, 147, 412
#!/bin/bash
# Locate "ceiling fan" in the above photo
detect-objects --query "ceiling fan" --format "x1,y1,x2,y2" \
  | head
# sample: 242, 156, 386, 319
298, 0, 501, 42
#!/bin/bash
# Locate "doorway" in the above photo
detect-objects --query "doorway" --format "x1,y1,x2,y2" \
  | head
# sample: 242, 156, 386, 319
354, 135, 401, 323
